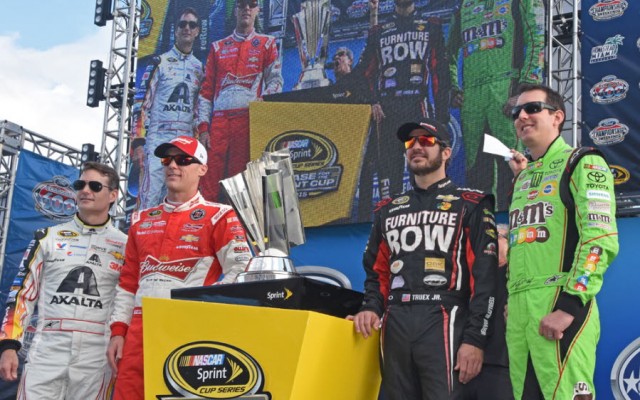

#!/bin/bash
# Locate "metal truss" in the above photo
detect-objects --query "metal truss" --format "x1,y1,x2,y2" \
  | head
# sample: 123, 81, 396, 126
98, 0, 139, 229
548, 0, 581, 147
0, 120, 82, 275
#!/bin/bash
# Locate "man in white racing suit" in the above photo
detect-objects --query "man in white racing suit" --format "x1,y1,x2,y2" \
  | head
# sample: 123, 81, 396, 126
0, 162, 127, 400
135, 7, 204, 209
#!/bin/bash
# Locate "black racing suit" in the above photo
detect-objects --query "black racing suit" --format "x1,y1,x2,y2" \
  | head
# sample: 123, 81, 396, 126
360, 178, 497, 399
354, 13, 451, 199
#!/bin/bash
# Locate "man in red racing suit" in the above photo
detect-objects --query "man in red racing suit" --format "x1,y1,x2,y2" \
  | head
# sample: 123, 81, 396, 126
353, 119, 497, 399
107, 136, 252, 400
196, 0, 283, 202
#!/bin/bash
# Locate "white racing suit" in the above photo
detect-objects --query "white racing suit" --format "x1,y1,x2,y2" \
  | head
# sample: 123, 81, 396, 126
0, 215, 127, 400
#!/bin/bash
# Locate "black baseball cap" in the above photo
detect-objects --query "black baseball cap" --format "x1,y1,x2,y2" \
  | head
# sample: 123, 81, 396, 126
396, 118, 450, 147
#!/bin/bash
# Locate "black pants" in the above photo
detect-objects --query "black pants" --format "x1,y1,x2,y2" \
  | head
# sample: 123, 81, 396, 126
463, 364, 514, 400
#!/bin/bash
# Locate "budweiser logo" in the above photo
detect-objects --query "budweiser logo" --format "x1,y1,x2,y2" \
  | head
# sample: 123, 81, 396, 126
139, 256, 198, 281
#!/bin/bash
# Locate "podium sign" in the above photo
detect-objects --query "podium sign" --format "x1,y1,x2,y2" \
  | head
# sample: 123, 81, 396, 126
143, 298, 381, 400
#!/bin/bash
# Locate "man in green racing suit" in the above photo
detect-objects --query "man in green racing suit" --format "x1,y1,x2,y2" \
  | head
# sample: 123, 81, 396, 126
448, 0, 545, 210
506, 84, 619, 399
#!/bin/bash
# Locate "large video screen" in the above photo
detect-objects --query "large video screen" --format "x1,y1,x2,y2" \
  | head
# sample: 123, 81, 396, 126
127, 0, 547, 226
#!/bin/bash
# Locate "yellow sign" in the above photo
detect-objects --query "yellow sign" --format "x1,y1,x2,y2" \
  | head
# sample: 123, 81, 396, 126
143, 298, 381, 400
250, 102, 371, 227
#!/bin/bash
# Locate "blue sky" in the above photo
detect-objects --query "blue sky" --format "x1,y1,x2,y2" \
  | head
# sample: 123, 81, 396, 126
0, 0, 112, 147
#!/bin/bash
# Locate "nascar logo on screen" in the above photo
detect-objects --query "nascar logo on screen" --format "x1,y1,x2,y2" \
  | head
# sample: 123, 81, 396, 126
265, 130, 343, 198
160, 341, 270, 399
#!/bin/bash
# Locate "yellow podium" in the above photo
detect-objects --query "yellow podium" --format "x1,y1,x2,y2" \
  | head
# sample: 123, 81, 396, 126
143, 298, 381, 400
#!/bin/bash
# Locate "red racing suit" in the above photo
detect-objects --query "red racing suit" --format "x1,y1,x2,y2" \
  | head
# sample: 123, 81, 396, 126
196, 30, 283, 201
109, 193, 251, 400
360, 178, 497, 399
0, 215, 127, 400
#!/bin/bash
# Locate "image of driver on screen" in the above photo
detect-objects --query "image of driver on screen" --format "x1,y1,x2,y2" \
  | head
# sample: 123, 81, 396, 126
134, 7, 204, 210
196, 0, 283, 202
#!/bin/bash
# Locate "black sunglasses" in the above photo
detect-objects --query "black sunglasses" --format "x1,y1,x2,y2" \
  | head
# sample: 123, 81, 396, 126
178, 20, 198, 29
73, 180, 111, 193
237, 0, 259, 8
511, 101, 557, 121
160, 155, 200, 167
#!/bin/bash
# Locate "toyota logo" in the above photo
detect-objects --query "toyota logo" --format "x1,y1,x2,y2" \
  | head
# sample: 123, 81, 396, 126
587, 171, 607, 183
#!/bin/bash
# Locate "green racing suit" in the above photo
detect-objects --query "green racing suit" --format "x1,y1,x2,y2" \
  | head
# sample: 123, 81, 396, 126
448, 0, 545, 210
507, 137, 619, 399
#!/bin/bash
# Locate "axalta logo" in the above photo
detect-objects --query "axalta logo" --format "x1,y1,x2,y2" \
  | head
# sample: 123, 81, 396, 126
266, 131, 343, 199
160, 341, 270, 399
611, 337, 640, 399
32, 176, 76, 221
589, 0, 628, 21
589, 118, 629, 145
590, 75, 628, 104
611, 165, 630, 185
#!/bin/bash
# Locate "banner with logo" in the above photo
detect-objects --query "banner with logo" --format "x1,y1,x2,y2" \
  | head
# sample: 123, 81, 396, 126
127, 0, 547, 223
581, 0, 640, 195
0, 150, 78, 309
143, 298, 381, 399
249, 102, 371, 226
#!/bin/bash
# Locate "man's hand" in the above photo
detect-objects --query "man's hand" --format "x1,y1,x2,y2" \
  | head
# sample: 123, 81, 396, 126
199, 132, 211, 149
509, 149, 527, 175
371, 104, 384, 124
539, 310, 574, 341
0, 349, 19, 381
107, 336, 125, 375
454, 343, 483, 384
350, 311, 381, 339
451, 88, 464, 108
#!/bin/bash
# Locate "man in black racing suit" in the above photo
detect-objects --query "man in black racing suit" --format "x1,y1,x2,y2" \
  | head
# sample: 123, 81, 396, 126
352, 118, 497, 399
353, 0, 450, 199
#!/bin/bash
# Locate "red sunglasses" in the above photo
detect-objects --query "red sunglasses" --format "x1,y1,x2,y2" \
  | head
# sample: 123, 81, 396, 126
404, 135, 439, 150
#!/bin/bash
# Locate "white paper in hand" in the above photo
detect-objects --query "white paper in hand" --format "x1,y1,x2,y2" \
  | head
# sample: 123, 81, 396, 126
482, 134, 513, 160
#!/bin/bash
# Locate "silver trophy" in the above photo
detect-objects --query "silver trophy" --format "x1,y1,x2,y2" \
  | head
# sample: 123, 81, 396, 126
292, 0, 332, 90
221, 149, 305, 282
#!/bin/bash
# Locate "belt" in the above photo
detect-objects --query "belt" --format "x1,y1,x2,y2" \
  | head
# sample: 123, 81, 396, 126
387, 290, 467, 306
508, 273, 569, 294
42, 318, 106, 335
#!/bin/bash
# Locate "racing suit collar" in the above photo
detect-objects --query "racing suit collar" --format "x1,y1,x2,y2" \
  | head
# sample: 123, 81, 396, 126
73, 213, 111, 234
413, 177, 452, 194
526, 135, 566, 162
231, 29, 256, 42
171, 45, 193, 60
162, 191, 204, 213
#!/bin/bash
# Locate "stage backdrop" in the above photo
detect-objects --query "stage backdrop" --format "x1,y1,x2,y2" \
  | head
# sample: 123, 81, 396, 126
128, 0, 548, 225
0, 150, 79, 310
581, 0, 640, 197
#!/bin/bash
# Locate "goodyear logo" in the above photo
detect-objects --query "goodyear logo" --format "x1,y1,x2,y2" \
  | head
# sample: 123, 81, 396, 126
610, 165, 630, 185
32, 176, 76, 221
266, 131, 343, 199
160, 341, 270, 399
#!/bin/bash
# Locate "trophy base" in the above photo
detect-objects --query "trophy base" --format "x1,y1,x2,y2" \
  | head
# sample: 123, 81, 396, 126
235, 256, 298, 283
294, 78, 332, 91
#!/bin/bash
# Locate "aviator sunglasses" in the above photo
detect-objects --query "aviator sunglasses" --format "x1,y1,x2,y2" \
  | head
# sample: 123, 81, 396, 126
404, 135, 440, 150
160, 155, 200, 167
178, 20, 198, 29
237, 0, 259, 8
72, 180, 111, 192
511, 101, 557, 121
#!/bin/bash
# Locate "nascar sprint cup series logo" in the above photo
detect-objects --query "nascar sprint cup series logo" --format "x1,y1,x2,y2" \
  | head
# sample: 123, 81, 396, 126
32, 175, 76, 221
160, 341, 270, 399
265, 131, 342, 199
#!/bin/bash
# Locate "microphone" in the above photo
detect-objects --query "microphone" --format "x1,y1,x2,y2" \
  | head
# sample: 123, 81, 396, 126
325, 61, 337, 70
